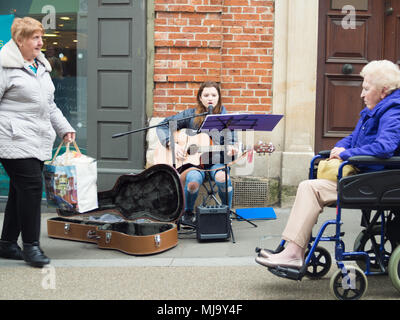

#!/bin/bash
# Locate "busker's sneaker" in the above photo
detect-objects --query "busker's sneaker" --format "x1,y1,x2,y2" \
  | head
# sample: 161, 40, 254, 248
22, 242, 50, 268
179, 211, 196, 228
0, 240, 23, 260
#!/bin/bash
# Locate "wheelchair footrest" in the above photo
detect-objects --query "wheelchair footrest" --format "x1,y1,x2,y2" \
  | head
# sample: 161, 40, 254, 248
315, 232, 345, 242
267, 265, 305, 281
327, 232, 345, 238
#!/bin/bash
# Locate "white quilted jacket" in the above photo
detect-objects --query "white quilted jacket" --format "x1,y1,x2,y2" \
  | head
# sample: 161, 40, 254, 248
0, 39, 75, 161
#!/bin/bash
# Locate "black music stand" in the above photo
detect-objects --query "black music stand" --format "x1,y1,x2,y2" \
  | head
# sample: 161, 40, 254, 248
200, 113, 283, 132
200, 113, 283, 241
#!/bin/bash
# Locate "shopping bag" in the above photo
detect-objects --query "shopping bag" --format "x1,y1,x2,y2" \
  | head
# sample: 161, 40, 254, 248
44, 141, 98, 213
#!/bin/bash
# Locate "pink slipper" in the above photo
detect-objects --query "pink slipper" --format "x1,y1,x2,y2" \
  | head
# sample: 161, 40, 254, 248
255, 255, 303, 269
258, 249, 273, 258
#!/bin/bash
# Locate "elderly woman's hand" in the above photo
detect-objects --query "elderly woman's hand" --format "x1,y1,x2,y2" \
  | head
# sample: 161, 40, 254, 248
63, 132, 76, 143
329, 147, 345, 160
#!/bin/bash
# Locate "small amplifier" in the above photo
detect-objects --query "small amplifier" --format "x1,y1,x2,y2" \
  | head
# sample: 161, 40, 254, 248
196, 205, 231, 241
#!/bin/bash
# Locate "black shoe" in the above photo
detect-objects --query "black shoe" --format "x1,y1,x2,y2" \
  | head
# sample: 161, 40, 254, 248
180, 211, 196, 227
22, 242, 50, 268
0, 240, 23, 260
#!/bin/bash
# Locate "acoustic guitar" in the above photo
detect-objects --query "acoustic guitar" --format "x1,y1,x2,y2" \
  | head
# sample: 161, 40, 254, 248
153, 129, 275, 171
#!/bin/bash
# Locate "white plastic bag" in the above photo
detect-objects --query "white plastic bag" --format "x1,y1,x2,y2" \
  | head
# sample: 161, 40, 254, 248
44, 141, 98, 213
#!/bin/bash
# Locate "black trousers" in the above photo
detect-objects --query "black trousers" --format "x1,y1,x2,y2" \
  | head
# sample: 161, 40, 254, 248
0, 158, 44, 243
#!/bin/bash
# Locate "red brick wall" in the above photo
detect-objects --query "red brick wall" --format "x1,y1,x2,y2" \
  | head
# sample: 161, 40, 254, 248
153, 0, 274, 117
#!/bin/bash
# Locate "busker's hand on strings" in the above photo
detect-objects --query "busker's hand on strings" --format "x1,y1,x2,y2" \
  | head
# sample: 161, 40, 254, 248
329, 147, 345, 160
63, 132, 76, 143
227, 144, 239, 157
173, 143, 186, 161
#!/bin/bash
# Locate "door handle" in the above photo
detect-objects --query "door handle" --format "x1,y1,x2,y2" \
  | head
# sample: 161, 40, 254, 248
385, 0, 394, 15
386, 7, 394, 15
342, 64, 353, 75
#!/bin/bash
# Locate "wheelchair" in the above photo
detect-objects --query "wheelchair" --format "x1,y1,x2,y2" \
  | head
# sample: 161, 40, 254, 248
256, 151, 400, 300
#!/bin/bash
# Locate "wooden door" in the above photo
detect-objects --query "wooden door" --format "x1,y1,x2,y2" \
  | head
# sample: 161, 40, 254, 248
384, 0, 400, 64
315, 0, 400, 152
87, 0, 147, 191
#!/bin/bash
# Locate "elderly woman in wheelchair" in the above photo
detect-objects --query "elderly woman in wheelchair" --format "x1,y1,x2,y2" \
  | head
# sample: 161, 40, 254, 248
255, 60, 400, 299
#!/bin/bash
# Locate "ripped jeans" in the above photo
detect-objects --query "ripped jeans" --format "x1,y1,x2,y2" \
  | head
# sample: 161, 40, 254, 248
184, 164, 233, 212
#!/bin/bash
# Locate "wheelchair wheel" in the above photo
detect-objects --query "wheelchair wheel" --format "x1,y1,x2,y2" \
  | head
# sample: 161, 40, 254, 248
353, 225, 394, 272
388, 246, 400, 293
329, 265, 368, 300
304, 246, 332, 279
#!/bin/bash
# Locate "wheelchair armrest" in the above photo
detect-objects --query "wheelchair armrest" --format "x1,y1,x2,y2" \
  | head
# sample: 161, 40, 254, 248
346, 156, 400, 166
318, 150, 331, 158
338, 169, 400, 209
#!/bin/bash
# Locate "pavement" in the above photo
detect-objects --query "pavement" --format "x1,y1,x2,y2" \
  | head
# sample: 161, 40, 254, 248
0, 207, 399, 303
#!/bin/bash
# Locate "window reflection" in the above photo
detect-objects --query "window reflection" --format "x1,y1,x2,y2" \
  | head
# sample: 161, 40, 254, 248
30, 4, 87, 150
42, 20, 78, 131
39, 13, 79, 145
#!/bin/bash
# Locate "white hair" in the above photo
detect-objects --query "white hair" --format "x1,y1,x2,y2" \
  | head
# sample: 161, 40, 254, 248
360, 60, 400, 94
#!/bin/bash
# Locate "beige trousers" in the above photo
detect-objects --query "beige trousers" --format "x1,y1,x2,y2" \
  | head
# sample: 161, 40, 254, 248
281, 179, 338, 249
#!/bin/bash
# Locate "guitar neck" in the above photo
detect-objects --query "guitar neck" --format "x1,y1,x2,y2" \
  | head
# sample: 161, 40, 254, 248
196, 145, 251, 153
197, 145, 226, 153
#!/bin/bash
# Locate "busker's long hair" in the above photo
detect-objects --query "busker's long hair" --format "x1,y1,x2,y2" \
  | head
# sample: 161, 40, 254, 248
194, 81, 222, 128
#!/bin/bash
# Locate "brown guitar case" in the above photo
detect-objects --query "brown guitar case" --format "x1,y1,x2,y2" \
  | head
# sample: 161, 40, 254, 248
47, 164, 184, 255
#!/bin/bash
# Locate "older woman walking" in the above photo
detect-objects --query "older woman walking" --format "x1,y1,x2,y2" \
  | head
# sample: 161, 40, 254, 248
0, 17, 75, 267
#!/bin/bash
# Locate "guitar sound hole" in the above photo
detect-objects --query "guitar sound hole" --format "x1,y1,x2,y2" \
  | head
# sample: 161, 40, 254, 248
187, 144, 199, 155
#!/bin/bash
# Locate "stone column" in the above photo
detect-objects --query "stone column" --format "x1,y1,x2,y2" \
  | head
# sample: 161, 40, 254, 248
273, 0, 320, 206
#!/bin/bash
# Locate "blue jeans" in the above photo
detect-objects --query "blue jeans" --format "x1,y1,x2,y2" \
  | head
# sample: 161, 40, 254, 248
184, 164, 233, 212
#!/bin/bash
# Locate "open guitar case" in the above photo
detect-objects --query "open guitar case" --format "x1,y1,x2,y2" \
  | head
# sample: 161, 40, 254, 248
47, 164, 184, 255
